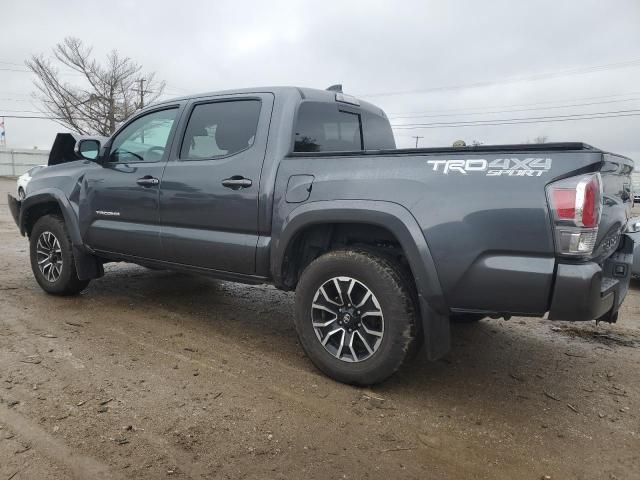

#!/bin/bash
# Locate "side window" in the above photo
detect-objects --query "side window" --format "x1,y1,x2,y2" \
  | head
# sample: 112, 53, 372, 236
180, 100, 261, 160
294, 102, 363, 152
362, 110, 396, 150
109, 108, 178, 163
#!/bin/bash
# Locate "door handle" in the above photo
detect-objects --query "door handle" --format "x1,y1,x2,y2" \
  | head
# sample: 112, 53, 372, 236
222, 176, 252, 190
136, 176, 160, 187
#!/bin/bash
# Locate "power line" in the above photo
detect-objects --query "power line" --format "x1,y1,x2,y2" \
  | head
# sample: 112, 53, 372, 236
392, 108, 640, 127
165, 83, 190, 93
0, 67, 32, 73
0, 66, 84, 76
0, 114, 69, 120
386, 91, 640, 116
0, 98, 35, 103
4, 110, 640, 129
0, 91, 33, 96
0, 109, 43, 114
388, 97, 640, 120
392, 110, 640, 129
359, 58, 640, 98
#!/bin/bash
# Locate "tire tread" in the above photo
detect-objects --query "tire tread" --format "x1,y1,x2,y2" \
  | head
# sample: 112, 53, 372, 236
295, 248, 418, 385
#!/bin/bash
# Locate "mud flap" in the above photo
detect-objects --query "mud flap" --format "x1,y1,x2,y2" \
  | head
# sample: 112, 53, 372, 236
419, 295, 451, 360
73, 246, 104, 281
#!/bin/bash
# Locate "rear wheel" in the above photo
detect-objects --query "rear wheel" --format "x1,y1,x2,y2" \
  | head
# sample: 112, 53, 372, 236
29, 215, 90, 295
294, 249, 418, 385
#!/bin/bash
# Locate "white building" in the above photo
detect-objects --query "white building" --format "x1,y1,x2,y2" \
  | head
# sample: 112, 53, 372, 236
0, 147, 50, 176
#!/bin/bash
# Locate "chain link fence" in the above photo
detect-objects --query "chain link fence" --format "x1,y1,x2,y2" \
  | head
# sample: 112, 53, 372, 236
0, 148, 50, 177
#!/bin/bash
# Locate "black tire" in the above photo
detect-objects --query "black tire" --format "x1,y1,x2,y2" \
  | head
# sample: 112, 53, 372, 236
450, 313, 485, 323
18, 187, 25, 200
294, 249, 418, 385
29, 215, 90, 295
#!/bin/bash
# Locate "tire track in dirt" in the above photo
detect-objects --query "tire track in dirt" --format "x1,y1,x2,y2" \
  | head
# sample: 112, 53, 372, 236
0, 297, 486, 480
0, 404, 119, 480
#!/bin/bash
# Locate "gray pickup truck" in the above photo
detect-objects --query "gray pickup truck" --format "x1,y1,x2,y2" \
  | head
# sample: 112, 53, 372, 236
7, 86, 636, 385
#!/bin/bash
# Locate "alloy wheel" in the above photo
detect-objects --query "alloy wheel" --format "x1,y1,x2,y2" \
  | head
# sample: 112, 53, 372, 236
36, 231, 63, 282
311, 276, 384, 362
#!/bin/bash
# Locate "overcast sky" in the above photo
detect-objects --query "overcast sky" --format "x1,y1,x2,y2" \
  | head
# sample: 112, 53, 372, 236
1, 0, 639, 161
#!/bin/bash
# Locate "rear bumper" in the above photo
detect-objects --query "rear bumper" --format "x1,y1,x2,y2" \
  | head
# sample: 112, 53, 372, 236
548, 234, 634, 322
8, 194, 21, 229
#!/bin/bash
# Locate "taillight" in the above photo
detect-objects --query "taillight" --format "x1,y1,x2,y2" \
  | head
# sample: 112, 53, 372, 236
546, 173, 602, 257
577, 174, 600, 228
551, 189, 577, 220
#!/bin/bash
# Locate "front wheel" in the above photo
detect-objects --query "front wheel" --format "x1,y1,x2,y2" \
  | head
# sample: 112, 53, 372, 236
294, 249, 418, 385
29, 215, 90, 295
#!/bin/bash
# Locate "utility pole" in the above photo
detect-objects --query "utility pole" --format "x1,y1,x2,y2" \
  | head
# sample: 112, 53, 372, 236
138, 78, 146, 108
412, 135, 424, 148
135, 78, 147, 142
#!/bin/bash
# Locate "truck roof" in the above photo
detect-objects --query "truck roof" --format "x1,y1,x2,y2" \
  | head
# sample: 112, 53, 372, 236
152, 86, 387, 116
149, 86, 631, 162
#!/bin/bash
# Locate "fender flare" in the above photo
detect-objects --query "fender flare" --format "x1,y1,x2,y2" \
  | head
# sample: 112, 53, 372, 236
19, 189, 103, 281
271, 200, 450, 359
19, 189, 82, 245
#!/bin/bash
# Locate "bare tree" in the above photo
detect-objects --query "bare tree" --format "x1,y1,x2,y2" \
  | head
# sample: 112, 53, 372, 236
532, 135, 548, 144
26, 37, 165, 136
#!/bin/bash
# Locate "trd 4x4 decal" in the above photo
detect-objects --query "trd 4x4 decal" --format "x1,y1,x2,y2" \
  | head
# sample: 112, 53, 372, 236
427, 158, 552, 176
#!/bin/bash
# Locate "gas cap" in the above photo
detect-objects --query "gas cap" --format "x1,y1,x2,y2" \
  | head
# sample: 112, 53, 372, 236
285, 175, 314, 203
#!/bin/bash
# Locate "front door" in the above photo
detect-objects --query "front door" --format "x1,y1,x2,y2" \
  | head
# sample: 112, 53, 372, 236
82, 106, 181, 259
159, 94, 273, 274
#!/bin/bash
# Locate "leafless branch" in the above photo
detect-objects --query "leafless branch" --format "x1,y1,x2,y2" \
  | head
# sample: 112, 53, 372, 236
26, 37, 165, 136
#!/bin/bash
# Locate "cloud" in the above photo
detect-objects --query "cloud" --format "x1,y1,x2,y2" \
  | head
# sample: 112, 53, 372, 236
1, 0, 639, 163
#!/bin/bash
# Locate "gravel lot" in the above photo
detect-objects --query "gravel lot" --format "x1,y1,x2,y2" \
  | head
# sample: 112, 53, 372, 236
0, 176, 639, 479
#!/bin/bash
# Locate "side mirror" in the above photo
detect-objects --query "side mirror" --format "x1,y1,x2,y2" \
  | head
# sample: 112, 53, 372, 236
76, 139, 101, 161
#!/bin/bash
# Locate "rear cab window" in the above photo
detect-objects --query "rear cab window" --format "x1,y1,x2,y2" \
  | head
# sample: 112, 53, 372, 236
294, 101, 395, 153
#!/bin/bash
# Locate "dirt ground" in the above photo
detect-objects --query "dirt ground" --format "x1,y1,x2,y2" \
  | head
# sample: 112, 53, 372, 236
0, 177, 638, 480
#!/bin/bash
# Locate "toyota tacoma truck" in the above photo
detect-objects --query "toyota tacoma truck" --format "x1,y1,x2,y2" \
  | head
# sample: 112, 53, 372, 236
7, 86, 636, 385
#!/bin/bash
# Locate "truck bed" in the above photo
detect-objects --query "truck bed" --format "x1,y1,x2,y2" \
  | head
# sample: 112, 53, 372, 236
277, 144, 633, 317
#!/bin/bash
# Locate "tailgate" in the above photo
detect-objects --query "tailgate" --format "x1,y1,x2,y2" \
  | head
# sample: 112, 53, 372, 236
593, 153, 634, 261
547, 151, 634, 322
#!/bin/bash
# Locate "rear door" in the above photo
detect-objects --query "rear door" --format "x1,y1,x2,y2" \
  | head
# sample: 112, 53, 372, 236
81, 106, 181, 259
159, 93, 273, 273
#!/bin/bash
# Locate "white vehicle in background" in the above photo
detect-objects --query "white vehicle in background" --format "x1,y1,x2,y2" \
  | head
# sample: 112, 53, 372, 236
628, 219, 640, 278
16, 165, 46, 199
633, 172, 640, 204
632, 171, 640, 278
